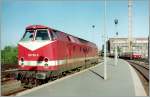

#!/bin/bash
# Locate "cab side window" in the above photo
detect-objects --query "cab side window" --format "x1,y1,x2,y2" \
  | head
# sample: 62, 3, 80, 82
51, 30, 58, 40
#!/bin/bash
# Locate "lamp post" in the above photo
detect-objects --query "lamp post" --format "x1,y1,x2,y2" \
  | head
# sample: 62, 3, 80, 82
114, 18, 118, 66
92, 25, 95, 42
103, 0, 107, 80
91, 25, 95, 42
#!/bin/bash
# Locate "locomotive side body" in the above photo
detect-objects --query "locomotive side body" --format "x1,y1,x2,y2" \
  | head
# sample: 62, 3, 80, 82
17, 25, 99, 86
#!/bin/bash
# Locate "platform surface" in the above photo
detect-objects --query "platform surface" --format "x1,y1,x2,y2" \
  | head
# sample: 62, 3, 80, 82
16, 58, 146, 96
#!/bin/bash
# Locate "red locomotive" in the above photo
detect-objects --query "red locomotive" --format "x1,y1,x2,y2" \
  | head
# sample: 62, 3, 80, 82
120, 52, 142, 60
16, 25, 99, 86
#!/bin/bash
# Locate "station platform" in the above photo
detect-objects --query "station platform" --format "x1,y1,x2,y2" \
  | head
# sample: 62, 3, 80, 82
16, 58, 146, 96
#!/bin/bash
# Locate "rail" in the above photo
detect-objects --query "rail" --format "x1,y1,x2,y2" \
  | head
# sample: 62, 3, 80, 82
127, 60, 149, 81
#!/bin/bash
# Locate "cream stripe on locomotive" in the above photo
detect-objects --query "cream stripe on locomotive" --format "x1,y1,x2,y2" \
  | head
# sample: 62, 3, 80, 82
19, 56, 98, 66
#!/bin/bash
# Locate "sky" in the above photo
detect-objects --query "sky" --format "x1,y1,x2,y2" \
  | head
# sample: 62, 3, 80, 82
1, 0, 149, 50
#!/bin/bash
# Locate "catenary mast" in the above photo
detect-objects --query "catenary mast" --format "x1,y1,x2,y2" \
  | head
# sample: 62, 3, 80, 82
128, 0, 133, 52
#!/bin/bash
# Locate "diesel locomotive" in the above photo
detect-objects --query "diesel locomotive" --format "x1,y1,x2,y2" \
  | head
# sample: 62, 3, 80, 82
16, 25, 99, 87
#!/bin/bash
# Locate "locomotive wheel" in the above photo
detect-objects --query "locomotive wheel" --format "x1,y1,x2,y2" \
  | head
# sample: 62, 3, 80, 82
58, 74, 63, 79
34, 79, 38, 86
24, 78, 29, 85
44, 78, 49, 83
35, 79, 42, 85
16, 73, 21, 80
62, 72, 66, 76
77, 68, 80, 72
34, 78, 49, 86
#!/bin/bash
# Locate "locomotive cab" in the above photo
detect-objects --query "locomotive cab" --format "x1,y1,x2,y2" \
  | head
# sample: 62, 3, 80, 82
21, 29, 51, 41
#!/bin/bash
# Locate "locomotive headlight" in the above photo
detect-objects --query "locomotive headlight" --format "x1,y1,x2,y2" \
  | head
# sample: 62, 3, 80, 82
44, 58, 48, 62
21, 57, 24, 62
20, 57, 24, 65
44, 57, 49, 66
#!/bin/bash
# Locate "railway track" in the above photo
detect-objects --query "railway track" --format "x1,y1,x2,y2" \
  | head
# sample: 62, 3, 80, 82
1, 69, 27, 96
127, 60, 149, 81
3, 87, 28, 96
127, 60, 149, 95
1, 80, 27, 96
1, 69, 18, 84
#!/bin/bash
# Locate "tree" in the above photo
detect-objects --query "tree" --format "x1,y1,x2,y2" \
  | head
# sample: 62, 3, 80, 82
1, 46, 18, 65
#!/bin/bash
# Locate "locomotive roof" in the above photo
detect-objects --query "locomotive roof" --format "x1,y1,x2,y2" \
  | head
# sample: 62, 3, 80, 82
26, 25, 49, 29
26, 25, 97, 48
59, 31, 96, 48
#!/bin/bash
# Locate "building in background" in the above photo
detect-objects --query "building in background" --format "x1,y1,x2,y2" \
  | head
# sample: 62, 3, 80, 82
107, 38, 148, 58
